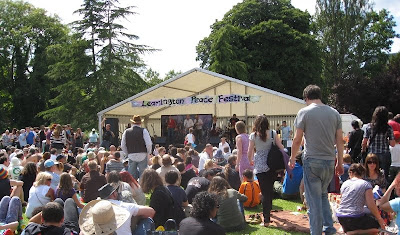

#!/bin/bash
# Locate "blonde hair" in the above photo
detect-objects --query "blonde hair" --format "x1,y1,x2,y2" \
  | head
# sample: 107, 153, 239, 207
53, 124, 62, 138
343, 154, 351, 164
204, 159, 214, 170
34, 172, 52, 187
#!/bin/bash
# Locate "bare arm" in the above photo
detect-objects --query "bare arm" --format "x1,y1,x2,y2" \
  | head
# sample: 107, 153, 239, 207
236, 135, 243, 171
9, 180, 23, 187
362, 137, 368, 152
378, 180, 396, 213
136, 206, 156, 218
247, 138, 255, 163
45, 188, 55, 201
335, 129, 344, 176
275, 134, 284, 150
72, 193, 85, 209
29, 212, 42, 224
289, 128, 303, 169
365, 188, 385, 229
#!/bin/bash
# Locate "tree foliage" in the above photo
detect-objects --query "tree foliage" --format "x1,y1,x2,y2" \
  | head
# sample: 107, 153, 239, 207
313, 0, 398, 108
0, 0, 68, 129
196, 0, 322, 98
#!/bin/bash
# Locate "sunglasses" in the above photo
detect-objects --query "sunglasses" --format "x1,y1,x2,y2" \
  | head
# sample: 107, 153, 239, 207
367, 161, 377, 164
47, 178, 52, 181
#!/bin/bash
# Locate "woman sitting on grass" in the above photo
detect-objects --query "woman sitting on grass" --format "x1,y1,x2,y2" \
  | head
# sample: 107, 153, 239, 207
336, 163, 385, 234
26, 172, 54, 218
55, 173, 84, 209
208, 176, 247, 232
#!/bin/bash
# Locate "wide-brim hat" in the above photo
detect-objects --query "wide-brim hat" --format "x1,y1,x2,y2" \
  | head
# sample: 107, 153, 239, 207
159, 154, 176, 166
98, 183, 119, 200
79, 200, 129, 235
130, 115, 142, 124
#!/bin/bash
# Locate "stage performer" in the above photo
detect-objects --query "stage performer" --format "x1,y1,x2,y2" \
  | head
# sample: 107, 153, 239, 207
121, 115, 152, 180
194, 115, 204, 145
229, 114, 239, 144
184, 115, 194, 133
167, 116, 177, 144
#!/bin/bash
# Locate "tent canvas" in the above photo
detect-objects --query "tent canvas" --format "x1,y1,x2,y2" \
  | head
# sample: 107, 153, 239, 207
97, 68, 306, 140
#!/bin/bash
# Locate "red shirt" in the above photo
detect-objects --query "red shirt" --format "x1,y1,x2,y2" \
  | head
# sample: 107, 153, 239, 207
168, 119, 176, 129
389, 120, 400, 132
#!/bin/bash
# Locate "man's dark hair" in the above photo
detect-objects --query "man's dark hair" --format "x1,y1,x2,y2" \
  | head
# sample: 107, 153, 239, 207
0, 155, 8, 164
191, 192, 219, 219
303, 85, 322, 100
16, 152, 24, 159
42, 202, 64, 223
50, 148, 57, 155
351, 120, 360, 129
203, 169, 216, 179
176, 162, 185, 172
165, 170, 179, 184
242, 169, 253, 179
5, 146, 12, 153
107, 171, 120, 183
29, 148, 36, 155
114, 151, 120, 159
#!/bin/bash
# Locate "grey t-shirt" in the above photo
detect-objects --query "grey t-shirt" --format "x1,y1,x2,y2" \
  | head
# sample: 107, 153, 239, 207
336, 178, 372, 217
294, 103, 341, 160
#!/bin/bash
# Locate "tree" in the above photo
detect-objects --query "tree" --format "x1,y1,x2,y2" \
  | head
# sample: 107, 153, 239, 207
71, 0, 150, 123
313, 0, 398, 104
196, 0, 322, 98
0, 0, 69, 129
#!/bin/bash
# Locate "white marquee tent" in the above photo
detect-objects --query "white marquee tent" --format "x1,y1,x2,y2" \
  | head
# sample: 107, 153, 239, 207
97, 68, 306, 140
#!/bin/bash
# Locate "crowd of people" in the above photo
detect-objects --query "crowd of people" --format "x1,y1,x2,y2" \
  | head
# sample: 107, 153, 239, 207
0, 84, 399, 235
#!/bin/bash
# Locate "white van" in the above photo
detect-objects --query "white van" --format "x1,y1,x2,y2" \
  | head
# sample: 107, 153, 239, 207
340, 114, 361, 137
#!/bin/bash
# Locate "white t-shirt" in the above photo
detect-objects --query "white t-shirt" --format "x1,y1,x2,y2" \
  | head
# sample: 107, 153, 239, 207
218, 142, 231, 153
184, 119, 194, 130
198, 152, 212, 171
390, 144, 400, 167
194, 119, 203, 130
107, 199, 140, 235
185, 133, 195, 144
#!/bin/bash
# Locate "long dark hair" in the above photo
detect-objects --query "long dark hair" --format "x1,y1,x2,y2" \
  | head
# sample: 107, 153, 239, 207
140, 169, 163, 193
253, 115, 269, 142
58, 173, 74, 196
364, 154, 380, 177
208, 176, 231, 198
370, 106, 389, 134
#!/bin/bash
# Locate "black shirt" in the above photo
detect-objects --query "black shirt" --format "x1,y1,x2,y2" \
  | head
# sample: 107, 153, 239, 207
23, 223, 73, 235
0, 178, 11, 200
102, 127, 113, 141
185, 177, 210, 204
179, 217, 225, 235
150, 185, 174, 228
181, 169, 197, 189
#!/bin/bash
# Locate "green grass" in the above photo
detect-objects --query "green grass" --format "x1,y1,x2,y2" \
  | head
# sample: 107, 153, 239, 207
228, 198, 308, 235
20, 194, 308, 234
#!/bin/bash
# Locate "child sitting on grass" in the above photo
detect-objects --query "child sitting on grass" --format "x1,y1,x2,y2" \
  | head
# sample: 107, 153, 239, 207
340, 154, 352, 184
239, 169, 261, 208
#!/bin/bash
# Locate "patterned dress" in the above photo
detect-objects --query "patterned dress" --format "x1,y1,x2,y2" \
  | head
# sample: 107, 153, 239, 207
238, 133, 253, 176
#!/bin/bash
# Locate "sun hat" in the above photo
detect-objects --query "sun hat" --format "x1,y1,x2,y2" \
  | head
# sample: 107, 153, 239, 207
98, 183, 119, 200
44, 159, 55, 168
10, 157, 21, 167
0, 167, 8, 180
92, 128, 96, 132
130, 115, 142, 124
159, 154, 175, 166
79, 200, 130, 235
213, 149, 224, 159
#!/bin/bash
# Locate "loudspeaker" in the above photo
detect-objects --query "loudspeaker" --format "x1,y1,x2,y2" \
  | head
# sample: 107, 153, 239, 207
105, 118, 119, 146
155, 137, 167, 145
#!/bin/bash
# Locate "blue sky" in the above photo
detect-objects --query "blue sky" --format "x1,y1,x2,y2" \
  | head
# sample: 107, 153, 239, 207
26, 0, 399, 76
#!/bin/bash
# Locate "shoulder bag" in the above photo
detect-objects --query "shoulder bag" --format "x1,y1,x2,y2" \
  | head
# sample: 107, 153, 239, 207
267, 131, 285, 172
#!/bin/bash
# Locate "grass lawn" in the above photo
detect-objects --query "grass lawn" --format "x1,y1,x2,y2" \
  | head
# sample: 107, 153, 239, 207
229, 198, 308, 235
21, 196, 309, 235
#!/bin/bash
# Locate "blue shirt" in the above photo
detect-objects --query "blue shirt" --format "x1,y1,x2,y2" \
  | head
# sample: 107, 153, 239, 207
340, 163, 351, 183
390, 197, 400, 234
281, 126, 292, 140
26, 132, 35, 145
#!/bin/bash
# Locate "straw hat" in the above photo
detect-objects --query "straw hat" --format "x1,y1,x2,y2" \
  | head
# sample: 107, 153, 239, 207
79, 200, 130, 235
130, 115, 142, 124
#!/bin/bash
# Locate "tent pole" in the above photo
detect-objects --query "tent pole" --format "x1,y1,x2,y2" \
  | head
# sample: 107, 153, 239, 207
98, 114, 103, 143
245, 86, 248, 132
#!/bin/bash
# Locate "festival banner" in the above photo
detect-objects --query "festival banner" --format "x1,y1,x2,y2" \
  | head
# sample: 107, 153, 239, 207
131, 94, 260, 108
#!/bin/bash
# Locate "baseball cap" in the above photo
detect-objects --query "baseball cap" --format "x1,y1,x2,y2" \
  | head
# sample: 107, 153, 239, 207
56, 155, 66, 161
44, 159, 55, 168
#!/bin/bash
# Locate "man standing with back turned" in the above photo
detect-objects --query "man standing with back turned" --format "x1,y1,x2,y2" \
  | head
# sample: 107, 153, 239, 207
289, 85, 343, 235
121, 115, 152, 180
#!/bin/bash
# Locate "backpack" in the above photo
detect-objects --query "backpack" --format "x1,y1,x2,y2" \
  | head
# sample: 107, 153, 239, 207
239, 181, 261, 208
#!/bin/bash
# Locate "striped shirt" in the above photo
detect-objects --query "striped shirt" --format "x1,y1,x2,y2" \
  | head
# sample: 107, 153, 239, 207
105, 160, 124, 173
336, 178, 372, 217
50, 132, 66, 145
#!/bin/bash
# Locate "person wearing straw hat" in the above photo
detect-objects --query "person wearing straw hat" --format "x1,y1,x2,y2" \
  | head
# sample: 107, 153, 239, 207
121, 115, 152, 180
95, 183, 155, 235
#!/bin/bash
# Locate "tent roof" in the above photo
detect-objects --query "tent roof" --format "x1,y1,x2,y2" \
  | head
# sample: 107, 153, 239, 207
98, 68, 304, 117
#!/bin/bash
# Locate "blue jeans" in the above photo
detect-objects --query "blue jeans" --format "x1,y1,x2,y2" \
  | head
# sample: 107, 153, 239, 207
133, 217, 155, 235
0, 196, 22, 224
375, 152, 391, 181
168, 128, 174, 143
129, 157, 148, 180
303, 158, 336, 235
101, 140, 111, 150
